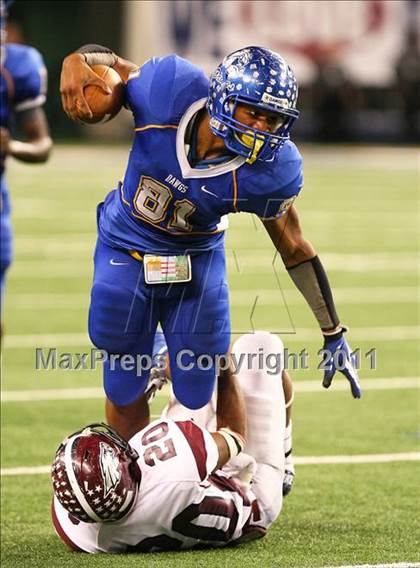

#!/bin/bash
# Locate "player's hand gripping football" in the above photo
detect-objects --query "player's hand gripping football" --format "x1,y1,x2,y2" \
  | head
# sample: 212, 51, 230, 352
60, 53, 111, 121
321, 326, 362, 398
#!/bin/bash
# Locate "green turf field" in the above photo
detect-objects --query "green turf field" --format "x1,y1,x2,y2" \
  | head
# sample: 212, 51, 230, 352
1, 144, 419, 568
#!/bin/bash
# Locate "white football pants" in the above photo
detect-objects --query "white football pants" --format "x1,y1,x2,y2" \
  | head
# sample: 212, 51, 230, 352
162, 331, 286, 528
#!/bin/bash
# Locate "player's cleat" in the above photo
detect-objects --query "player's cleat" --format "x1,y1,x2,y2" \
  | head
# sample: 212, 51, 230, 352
282, 420, 294, 496
145, 331, 169, 402
144, 367, 168, 402
282, 452, 295, 497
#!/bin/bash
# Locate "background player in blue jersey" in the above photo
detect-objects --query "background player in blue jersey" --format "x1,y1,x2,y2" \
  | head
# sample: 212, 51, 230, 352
60, 44, 361, 443
0, 0, 52, 330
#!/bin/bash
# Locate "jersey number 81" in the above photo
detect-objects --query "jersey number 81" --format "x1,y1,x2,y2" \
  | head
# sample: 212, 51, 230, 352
134, 176, 196, 232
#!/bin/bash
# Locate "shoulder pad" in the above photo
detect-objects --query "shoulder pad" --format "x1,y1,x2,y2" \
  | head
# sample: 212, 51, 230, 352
5, 44, 47, 111
127, 54, 209, 125
236, 141, 303, 219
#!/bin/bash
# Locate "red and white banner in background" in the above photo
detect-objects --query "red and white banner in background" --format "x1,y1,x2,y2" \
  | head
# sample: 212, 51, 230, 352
152, 0, 419, 86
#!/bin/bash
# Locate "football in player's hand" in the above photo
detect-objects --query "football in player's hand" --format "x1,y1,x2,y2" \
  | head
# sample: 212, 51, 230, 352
82, 64, 124, 124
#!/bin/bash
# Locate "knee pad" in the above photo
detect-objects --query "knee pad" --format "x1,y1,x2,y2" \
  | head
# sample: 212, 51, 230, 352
171, 365, 216, 410
88, 281, 145, 353
232, 331, 284, 372
232, 332, 286, 469
103, 358, 149, 406
231, 331, 284, 392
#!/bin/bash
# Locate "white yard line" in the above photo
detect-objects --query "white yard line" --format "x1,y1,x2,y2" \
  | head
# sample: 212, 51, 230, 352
7, 252, 420, 278
2, 378, 418, 402
3, 326, 420, 349
294, 377, 420, 392
2, 466, 51, 476
207, 287, 420, 306
6, 293, 88, 308
294, 453, 420, 465
4, 332, 90, 347
313, 253, 420, 273
8, 263, 93, 278
13, 209, 95, 220
6, 287, 419, 309
2, 452, 419, 477
14, 234, 96, 248
323, 563, 420, 568
299, 144, 420, 170
8, 142, 416, 170
1, 387, 106, 402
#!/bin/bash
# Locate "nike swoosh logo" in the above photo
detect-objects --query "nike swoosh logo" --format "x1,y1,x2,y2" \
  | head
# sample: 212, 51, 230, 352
110, 259, 129, 266
201, 185, 218, 198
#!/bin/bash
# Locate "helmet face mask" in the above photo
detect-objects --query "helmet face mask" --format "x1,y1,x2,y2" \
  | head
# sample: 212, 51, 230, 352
207, 46, 300, 164
51, 423, 140, 524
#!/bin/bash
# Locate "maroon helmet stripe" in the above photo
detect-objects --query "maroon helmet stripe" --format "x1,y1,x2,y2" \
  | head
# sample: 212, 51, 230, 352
176, 421, 208, 481
51, 500, 84, 552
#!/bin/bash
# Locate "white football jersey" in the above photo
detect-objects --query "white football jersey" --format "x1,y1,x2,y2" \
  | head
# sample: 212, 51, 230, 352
52, 419, 265, 552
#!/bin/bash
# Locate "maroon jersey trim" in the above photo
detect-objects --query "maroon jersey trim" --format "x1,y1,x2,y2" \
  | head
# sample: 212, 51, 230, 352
51, 500, 85, 553
175, 421, 208, 481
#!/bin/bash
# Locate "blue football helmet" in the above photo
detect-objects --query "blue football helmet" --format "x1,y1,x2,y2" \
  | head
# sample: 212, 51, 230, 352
207, 46, 300, 164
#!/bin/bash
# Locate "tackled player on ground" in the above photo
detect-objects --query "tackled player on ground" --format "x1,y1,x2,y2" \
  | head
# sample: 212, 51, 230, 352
52, 332, 294, 552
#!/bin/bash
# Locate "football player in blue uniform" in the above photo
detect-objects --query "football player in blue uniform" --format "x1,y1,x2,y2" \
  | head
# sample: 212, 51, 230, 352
60, 45, 361, 444
0, 0, 52, 329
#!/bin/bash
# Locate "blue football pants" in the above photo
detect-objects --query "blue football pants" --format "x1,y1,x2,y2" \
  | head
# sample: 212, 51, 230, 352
0, 189, 12, 304
88, 239, 230, 409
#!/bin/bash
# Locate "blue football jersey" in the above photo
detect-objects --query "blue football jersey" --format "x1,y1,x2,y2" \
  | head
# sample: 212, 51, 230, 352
1, 43, 47, 189
98, 55, 303, 254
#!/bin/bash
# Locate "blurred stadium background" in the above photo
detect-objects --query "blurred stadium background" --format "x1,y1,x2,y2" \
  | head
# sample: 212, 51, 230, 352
2, 1, 420, 567
6, 0, 420, 143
